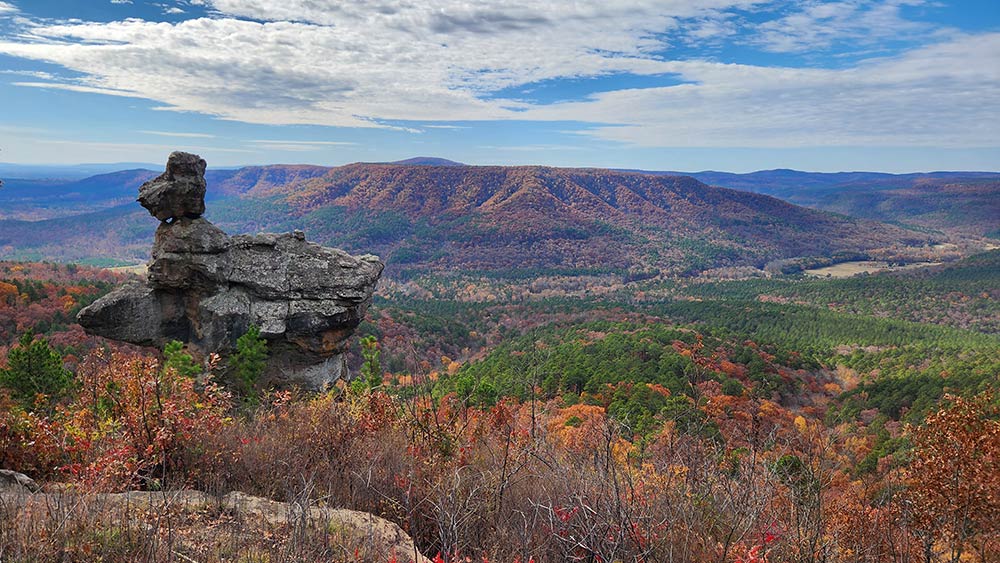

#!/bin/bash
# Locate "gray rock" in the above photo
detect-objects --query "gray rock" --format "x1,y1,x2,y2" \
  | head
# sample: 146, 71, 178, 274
138, 151, 208, 221
0, 469, 39, 493
76, 283, 166, 346
79, 152, 383, 390
152, 217, 230, 255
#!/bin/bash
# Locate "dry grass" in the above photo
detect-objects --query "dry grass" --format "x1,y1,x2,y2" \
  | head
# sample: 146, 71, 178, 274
804, 260, 941, 278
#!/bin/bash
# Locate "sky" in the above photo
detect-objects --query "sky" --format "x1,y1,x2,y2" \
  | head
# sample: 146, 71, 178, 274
0, 0, 997, 172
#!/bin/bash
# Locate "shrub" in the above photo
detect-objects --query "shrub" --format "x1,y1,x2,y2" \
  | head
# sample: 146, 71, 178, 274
67, 350, 231, 490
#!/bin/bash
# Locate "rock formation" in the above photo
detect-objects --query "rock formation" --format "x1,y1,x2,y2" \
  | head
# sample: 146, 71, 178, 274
138, 151, 207, 221
0, 469, 39, 493
78, 152, 384, 390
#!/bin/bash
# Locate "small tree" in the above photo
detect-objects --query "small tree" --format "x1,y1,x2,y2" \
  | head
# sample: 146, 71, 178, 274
908, 392, 1000, 563
232, 325, 267, 393
360, 335, 382, 389
163, 340, 201, 378
0, 331, 72, 410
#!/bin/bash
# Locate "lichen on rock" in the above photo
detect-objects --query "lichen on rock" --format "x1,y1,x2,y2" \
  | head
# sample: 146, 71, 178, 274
78, 152, 384, 390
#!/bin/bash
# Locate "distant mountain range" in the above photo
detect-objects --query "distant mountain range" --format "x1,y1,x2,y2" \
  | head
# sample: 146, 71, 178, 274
0, 162, 161, 180
0, 170, 158, 220
0, 162, 943, 275
4, 161, 996, 230
384, 157, 466, 167
656, 169, 1000, 236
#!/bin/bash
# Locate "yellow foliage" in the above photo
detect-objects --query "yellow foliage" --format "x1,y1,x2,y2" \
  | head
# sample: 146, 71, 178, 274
794, 415, 808, 434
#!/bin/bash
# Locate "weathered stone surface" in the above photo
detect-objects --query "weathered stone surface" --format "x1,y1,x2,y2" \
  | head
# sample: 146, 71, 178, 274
138, 151, 207, 221
76, 283, 165, 346
79, 153, 383, 390
0, 469, 39, 493
152, 217, 230, 255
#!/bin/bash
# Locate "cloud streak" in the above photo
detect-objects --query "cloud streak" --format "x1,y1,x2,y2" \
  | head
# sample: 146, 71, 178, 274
530, 34, 1000, 148
247, 139, 358, 151
139, 130, 216, 138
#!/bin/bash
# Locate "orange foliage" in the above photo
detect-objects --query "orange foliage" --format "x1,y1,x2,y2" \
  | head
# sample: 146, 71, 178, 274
547, 404, 606, 453
0, 281, 17, 306
907, 393, 1000, 560
1, 350, 229, 490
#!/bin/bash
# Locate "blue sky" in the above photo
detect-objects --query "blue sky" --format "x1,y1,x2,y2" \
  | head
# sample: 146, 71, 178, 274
0, 0, 997, 172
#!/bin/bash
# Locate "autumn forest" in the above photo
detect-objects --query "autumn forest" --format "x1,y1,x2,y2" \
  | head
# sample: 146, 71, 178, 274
1, 240, 997, 561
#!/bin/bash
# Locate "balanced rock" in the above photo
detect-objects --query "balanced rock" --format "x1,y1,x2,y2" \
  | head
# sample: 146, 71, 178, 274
138, 151, 208, 221
79, 153, 384, 390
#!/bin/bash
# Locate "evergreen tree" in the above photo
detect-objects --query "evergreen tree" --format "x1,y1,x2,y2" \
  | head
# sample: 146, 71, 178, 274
360, 335, 382, 389
0, 331, 72, 410
163, 340, 201, 378
232, 325, 267, 392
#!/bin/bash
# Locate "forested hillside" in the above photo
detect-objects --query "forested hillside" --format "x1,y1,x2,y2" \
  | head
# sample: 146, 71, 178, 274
672, 170, 1000, 236
3, 253, 998, 561
0, 163, 940, 275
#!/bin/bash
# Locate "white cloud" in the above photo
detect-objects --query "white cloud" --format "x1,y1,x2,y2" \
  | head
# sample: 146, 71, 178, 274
10, 81, 152, 99
247, 139, 358, 152
0, 69, 56, 79
0, 1, 757, 127
529, 33, 1000, 148
37, 139, 254, 153
248, 140, 356, 145
752, 0, 936, 53
0, 1, 995, 150
0, 1, 17, 14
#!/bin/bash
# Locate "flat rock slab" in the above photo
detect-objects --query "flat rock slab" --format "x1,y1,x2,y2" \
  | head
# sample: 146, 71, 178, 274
0, 489, 428, 563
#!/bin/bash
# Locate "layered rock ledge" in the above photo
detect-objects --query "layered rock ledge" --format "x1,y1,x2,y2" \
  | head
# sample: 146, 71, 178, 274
78, 152, 384, 389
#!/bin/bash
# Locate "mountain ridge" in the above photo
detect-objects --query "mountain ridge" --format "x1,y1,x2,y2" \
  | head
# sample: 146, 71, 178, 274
1, 162, 939, 277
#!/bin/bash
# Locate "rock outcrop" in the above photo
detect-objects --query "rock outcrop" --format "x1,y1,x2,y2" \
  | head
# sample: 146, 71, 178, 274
78, 152, 384, 390
0, 469, 39, 493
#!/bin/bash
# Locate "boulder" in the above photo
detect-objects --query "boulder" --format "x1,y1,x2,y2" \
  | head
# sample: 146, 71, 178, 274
138, 151, 208, 221
79, 153, 383, 390
0, 469, 39, 493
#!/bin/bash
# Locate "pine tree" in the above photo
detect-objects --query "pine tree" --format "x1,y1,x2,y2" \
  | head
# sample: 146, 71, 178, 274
163, 340, 201, 378
360, 335, 382, 389
232, 325, 267, 392
0, 331, 72, 410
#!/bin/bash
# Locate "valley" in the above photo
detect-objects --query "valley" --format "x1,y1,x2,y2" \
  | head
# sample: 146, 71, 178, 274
803, 260, 942, 278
